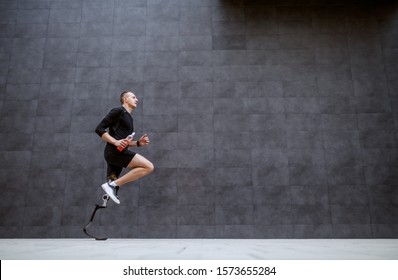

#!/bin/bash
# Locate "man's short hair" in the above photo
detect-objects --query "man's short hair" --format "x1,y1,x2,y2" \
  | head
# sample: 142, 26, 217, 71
120, 91, 131, 104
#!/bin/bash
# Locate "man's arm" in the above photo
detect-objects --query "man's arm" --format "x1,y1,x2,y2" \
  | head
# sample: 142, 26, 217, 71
101, 131, 129, 150
95, 107, 123, 137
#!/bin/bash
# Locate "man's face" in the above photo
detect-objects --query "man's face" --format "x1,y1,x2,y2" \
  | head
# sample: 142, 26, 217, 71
124, 92, 138, 108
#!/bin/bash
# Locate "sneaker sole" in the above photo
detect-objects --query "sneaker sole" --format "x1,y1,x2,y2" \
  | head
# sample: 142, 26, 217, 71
101, 184, 120, 204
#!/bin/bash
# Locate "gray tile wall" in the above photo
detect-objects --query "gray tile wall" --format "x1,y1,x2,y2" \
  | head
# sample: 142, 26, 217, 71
0, 0, 397, 238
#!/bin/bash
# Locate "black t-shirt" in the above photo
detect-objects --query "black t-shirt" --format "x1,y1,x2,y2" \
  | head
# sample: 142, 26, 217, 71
95, 106, 134, 141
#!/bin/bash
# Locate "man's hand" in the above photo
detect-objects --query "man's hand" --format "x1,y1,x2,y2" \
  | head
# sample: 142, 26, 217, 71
138, 133, 150, 146
115, 139, 129, 150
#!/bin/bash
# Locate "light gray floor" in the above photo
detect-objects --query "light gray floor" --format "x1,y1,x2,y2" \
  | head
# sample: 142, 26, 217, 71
1, 239, 397, 260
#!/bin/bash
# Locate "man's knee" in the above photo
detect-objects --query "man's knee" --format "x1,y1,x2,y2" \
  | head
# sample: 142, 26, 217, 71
107, 173, 118, 182
146, 162, 154, 174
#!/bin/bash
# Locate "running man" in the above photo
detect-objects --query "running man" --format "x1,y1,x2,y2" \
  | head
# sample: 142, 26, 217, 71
95, 91, 154, 204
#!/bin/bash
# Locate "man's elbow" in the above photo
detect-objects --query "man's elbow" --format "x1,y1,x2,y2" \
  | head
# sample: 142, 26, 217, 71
95, 128, 105, 137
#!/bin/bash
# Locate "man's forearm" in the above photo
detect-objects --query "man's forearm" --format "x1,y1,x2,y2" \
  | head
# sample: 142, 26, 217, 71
101, 132, 117, 146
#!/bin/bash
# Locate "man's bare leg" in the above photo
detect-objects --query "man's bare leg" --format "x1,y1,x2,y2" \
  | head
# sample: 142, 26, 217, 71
114, 154, 154, 187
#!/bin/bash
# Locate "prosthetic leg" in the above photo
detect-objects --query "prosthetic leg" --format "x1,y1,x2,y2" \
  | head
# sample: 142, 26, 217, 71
83, 194, 110, 240
83, 173, 119, 241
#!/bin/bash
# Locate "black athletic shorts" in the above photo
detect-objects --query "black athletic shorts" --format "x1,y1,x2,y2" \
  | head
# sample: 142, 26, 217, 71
104, 143, 136, 178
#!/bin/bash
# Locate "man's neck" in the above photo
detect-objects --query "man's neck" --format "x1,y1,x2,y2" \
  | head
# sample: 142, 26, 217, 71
123, 104, 133, 113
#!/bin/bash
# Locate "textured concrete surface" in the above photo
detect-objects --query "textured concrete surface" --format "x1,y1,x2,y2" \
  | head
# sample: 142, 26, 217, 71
1, 239, 398, 260
0, 0, 397, 238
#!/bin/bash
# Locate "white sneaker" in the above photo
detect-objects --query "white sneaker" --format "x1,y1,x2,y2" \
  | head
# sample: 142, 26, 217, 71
101, 182, 120, 204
